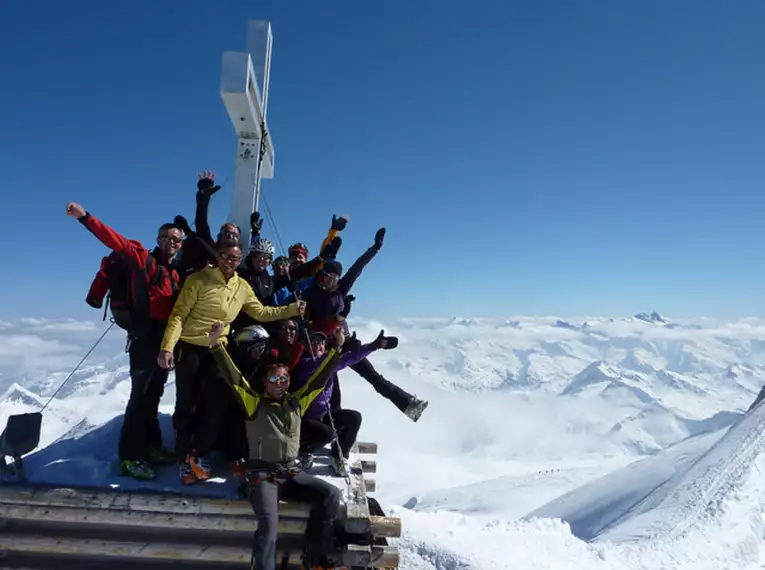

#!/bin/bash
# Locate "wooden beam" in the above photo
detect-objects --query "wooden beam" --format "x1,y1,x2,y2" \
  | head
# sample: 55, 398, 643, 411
0, 534, 253, 564
344, 442, 371, 534
0, 506, 401, 538
344, 544, 399, 568
0, 535, 399, 568
360, 459, 377, 473
0, 504, 303, 535
0, 486, 309, 518
357, 441, 378, 454
365, 478, 376, 493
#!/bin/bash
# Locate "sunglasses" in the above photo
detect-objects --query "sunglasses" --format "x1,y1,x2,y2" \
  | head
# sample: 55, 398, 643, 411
252, 253, 271, 262
218, 252, 242, 263
266, 374, 289, 384
160, 235, 183, 244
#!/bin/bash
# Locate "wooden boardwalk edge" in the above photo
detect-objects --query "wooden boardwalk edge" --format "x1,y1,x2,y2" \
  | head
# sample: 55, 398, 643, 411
0, 440, 400, 568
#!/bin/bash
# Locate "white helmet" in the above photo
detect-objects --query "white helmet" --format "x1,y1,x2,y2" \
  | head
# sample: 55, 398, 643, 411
250, 237, 275, 257
234, 325, 270, 346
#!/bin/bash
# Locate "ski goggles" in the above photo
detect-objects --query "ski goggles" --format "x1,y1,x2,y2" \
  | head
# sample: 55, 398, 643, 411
266, 374, 290, 384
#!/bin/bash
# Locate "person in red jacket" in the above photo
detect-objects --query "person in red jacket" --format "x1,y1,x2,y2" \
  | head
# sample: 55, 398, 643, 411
66, 201, 183, 481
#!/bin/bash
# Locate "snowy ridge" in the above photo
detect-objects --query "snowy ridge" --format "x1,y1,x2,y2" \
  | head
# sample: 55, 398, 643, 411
595, 400, 765, 543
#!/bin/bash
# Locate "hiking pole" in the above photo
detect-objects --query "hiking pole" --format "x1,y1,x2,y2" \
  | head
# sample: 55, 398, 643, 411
41, 320, 116, 413
300, 325, 351, 486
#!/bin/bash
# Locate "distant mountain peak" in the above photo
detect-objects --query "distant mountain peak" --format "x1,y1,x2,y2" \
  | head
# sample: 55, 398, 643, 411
633, 311, 667, 324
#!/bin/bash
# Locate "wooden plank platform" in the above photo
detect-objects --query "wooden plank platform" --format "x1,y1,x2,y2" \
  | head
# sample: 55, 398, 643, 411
0, 440, 399, 568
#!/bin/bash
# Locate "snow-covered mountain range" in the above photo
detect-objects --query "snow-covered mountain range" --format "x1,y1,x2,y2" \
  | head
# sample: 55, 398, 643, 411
2, 313, 765, 569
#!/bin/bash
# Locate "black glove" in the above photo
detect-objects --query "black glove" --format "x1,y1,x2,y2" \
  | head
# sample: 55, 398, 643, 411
320, 236, 342, 259
250, 211, 263, 236
173, 215, 193, 236
372, 329, 398, 350
373, 227, 386, 251
331, 215, 349, 232
197, 176, 221, 198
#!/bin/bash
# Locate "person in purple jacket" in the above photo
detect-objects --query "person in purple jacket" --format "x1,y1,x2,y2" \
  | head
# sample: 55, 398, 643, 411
290, 328, 397, 475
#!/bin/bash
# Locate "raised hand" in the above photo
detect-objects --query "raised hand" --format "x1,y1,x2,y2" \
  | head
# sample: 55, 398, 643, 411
250, 211, 263, 236
173, 215, 192, 235
373, 227, 386, 251
197, 170, 221, 197
66, 202, 86, 219
372, 329, 398, 350
331, 214, 349, 232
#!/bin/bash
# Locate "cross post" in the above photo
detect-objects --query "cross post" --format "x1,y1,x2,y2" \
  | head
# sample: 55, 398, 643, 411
220, 20, 275, 249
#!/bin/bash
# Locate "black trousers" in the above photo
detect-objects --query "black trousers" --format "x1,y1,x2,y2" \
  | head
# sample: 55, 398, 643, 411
214, 391, 249, 462
172, 341, 230, 459
118, 330, 169, 461
349, 357, 413, 413
299, 409, 362, 459
248, 472, 341, 570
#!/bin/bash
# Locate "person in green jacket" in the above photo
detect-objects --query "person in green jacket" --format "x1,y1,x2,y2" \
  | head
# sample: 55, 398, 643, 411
209, 323, 347, 570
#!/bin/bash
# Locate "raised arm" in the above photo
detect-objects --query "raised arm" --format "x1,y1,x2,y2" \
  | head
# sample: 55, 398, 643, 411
294, 328, 346, 413
194, 171, 221, 246
337, 228, 385, 295
210, 344, 262, 418
66, 202, 146, 266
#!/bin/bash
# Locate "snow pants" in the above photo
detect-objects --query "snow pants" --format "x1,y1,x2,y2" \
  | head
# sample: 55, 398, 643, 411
172, 341, 230, 459
247, 471, 341, 570
118, 329, 169, 461
299, 409, 362, 459
348, 357, 413, 413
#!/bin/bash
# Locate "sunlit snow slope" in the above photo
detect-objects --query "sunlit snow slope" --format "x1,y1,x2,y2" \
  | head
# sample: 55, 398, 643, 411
2, 314, 765, 569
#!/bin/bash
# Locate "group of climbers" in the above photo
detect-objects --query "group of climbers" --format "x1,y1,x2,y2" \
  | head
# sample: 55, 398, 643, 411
67, 170, 428, 569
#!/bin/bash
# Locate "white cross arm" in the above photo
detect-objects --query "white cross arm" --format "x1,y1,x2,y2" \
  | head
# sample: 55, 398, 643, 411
220, 51, 275, 178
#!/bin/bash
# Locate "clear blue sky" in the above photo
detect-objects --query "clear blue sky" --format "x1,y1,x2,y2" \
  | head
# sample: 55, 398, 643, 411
2, 0, 765, 320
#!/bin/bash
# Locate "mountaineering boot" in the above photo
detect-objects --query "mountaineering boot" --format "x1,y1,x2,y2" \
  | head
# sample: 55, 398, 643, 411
187, 454, 212, 480
299, 452, 315, 470
229, 459, 247, 480
330, 454, 348, 478
404, 396, 429, 422
179, 460, 197, 485
146, 445, 176, 466
120, 459, 157, 480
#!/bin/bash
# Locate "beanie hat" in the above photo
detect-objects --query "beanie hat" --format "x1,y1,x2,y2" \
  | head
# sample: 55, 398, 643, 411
322, 260, 343, 275
288, 243, 308, 258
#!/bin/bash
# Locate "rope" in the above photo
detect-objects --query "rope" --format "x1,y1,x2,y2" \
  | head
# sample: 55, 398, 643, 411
40, 320, 116, 413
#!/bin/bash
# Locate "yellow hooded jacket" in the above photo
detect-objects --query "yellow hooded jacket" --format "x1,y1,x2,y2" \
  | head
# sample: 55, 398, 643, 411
160, 266, 299, 353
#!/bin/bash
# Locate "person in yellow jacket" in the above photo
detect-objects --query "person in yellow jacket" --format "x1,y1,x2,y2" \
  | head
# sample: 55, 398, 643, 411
157, 238, 306, 484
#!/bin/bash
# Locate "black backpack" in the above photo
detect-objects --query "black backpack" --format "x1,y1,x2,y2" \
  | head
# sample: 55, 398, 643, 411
86, 251, 164, 335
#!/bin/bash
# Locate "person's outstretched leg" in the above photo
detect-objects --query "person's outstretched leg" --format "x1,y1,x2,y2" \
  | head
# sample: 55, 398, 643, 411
349, 358, 428, 421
